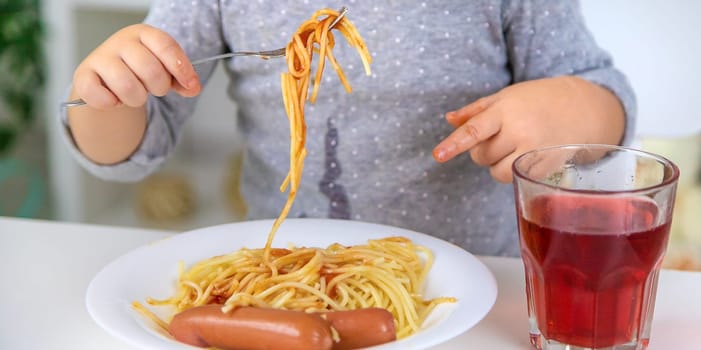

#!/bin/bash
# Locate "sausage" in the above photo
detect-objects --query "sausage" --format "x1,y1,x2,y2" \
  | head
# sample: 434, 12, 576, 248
169, 305, 333, 349
168, 305, 334, 350
168, 305, 397, 350
322, 308, 396, 350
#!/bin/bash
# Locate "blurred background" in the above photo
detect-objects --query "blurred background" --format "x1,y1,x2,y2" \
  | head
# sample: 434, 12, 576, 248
1, 0, 699, 269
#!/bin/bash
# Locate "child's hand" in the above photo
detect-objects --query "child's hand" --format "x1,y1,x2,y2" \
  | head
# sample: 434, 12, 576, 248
72, 24, 201, 109
432, 76, 625, 183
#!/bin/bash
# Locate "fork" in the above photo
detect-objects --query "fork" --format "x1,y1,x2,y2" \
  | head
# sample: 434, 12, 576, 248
62, 7, 348, 108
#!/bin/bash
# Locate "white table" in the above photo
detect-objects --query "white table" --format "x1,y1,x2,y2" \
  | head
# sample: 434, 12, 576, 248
1, 216, 700, 349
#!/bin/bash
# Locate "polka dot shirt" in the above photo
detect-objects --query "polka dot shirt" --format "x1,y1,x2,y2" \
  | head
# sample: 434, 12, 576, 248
64, 0, 636, 257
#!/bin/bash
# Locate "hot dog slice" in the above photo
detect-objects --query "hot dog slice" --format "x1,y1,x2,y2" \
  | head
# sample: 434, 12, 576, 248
322, 308, 396, 350
168, 305, 333, 350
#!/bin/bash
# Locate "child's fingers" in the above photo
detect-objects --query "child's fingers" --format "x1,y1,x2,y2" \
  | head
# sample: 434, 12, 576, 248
445, 94, 498, 128
121, 42, 172, 97
73, 69, 120, 109
138, 27, 200, 96
170, 75, 201, 97
469, 133, 516, 167
488, 151, 520, 183
98, 59, 149, 107
433, 108, 502, 163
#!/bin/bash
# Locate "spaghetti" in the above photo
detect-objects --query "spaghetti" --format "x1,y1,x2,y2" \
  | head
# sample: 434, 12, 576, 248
265, 7, 372, 257
144, 237, 455, 338
134, 8, 455, 342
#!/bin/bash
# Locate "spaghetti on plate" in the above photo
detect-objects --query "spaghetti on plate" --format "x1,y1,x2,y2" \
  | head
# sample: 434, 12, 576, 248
134, 8, 455, 341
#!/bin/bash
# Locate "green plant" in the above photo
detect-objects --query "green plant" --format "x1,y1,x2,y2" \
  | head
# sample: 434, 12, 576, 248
0, 0, 44, 155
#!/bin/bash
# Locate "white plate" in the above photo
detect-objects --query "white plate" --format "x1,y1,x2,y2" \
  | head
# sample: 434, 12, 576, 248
86, 219, 497, 349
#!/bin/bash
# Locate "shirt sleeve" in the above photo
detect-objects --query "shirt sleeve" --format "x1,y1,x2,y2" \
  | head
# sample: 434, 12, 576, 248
502, 0, 637, 145
58, 0, 227, 182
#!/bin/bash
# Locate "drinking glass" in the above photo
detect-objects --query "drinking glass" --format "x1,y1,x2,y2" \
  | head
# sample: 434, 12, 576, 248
512, 144, 679, 350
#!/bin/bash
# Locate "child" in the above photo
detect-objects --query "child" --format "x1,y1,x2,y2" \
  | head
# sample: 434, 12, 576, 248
60, 0, 635, 257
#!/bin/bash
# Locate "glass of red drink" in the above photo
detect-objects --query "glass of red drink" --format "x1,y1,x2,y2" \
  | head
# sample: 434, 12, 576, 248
512, 144, 679, 350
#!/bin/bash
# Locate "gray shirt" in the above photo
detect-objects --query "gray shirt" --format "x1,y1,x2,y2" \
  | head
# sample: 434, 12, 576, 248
61, 0, 636, 257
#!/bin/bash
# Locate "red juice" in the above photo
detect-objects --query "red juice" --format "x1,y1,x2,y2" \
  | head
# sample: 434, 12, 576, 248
519, 193, 671, 349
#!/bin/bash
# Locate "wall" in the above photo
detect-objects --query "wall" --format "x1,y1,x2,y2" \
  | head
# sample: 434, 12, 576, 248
581, 0, 701, 138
